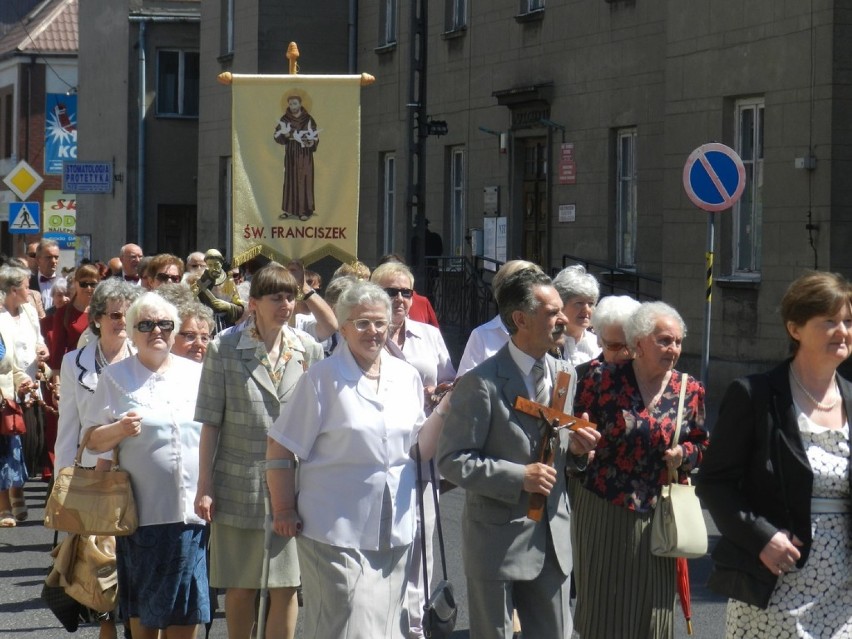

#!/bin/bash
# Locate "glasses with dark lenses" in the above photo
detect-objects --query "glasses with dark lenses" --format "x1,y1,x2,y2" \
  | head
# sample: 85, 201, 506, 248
136, 320, 175, 333
77, 281, 98, 289
178, 332, 211, 344
348, 318, 389, 332
384, 287, 413, 299
155, 273, 181, 283
27, 253, 36, 258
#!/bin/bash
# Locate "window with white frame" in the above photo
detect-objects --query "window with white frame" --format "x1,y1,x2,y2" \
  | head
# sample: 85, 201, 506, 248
733, 98, 764, 274
157, 50, 200, 117
446, 0, 467, 30
449, 147, 466, 256
616, 128, 638, 268
382, 153, 396, 253
380, 0, 398, 46
521, 0, 545, 13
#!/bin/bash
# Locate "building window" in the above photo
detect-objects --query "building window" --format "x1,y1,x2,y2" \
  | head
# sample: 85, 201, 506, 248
446, 0, 467, 31
449, 147, 466, 256
521, 0, 545, 13
380, 0, 398, 46
733, 98, 764, 274
382, 153, 396, 253
616, 128, 637, 268
0, 87, 13, 160
157, 50, 200, 117
220, 0, 234, 56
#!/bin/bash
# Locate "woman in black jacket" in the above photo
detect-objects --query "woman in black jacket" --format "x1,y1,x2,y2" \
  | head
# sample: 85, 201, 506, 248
697, 271, 852, 637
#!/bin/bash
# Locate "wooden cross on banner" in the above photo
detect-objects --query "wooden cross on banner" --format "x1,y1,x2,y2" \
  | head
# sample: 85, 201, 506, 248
513, 370, 597, 521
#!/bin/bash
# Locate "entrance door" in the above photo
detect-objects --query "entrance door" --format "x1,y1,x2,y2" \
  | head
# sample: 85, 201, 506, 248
157, 204, 197, 258
521, 138, 547, 266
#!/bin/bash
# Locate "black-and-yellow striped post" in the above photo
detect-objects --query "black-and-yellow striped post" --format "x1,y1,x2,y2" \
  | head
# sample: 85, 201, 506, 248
701, 214, 715, 385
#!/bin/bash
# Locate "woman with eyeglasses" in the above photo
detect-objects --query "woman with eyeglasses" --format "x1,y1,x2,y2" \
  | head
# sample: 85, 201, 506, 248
369, 261, 455, 638
53, 278, 139, 638
571, 301, 708, 639
143, 254, 184, 290
85, 292, 210, 639
48, 263, 102, 371
171, 302, 214, 363
266, 280, 451, 637
194, 262, 323, 639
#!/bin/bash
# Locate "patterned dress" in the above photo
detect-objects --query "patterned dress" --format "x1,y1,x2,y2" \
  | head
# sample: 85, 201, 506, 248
726, 415, 852, 638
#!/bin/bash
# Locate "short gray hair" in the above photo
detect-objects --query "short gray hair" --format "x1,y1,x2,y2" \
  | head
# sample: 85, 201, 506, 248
0, 264, 31, 294
89, 279, 143, 336
623, 301, 686, 348
179, 301, 214, 331
325, 275, 358, 308
125, 292, 180, 343
497, 268, 553, 335
334, 280, 391, 327
592, 295, 641, 337
552, 264, 600, 305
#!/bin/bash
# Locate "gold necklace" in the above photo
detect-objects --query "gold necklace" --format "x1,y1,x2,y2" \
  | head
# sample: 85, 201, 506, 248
790, 367, 840, 411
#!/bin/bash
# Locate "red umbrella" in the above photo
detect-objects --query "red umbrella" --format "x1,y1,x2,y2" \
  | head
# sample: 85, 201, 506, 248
676, 557, 694, 635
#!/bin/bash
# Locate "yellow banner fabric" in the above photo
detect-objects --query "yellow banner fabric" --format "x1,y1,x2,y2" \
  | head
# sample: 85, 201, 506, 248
231, 74, 361, 267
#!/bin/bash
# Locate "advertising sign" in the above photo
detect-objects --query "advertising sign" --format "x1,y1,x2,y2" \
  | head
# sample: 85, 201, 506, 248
45, 94, 78, 175
62, 162, 112, 194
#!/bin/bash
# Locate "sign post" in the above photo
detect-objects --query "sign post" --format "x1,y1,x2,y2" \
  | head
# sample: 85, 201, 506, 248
682, 143, 746, 385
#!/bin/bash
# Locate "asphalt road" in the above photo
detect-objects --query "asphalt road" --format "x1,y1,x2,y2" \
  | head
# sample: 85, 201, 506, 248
1, 481, 728, 638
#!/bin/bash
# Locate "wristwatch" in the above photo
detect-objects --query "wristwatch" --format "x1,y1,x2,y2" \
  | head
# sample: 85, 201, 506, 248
297, 288, 315, 302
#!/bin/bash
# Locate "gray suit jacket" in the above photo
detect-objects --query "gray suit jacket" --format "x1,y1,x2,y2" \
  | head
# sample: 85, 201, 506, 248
437, 343, 582, 581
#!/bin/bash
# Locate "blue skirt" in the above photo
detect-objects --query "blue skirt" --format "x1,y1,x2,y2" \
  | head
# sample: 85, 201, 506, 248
116, 522, 211, 629
0, 434, 28, 490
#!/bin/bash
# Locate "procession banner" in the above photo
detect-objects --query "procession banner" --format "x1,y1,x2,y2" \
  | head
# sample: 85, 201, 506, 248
230, 74, 361, 267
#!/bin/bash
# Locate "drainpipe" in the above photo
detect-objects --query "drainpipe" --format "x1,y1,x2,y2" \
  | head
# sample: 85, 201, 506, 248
137, 21, 146, 246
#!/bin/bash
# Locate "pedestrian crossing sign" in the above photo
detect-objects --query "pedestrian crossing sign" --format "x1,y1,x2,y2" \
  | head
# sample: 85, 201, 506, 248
8, 202, 41, 234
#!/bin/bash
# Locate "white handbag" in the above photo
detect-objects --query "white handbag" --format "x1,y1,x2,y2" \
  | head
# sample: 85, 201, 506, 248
650, 377, 708, 559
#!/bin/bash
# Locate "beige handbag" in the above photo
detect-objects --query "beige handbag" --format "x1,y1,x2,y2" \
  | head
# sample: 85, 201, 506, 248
44, 429, 138, 536
45, 533, 118, 613
650, 378, 708, 558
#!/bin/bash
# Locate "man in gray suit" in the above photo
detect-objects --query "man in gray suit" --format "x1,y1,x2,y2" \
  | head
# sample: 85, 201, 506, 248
438, 268, 600, 639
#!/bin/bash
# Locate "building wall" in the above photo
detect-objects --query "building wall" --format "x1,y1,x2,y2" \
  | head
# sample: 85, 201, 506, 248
77, 2, 131, 262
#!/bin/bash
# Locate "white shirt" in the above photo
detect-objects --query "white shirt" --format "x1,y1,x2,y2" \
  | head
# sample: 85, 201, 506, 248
0, 303, 44, 381
37, 273, 58, 309
384, 319, 456, 389
269, 343, 424, 550
456, 314, 510, 377
561, 329, 600, 368
507, 339, 552, 401
85, 355, 204, 527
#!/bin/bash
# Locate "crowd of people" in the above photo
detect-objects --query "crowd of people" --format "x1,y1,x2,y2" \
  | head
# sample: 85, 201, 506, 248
0, 238, 850, 639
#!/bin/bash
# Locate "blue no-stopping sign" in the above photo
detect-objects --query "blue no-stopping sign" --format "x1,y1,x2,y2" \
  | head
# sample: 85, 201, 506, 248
682, 143, 746, 212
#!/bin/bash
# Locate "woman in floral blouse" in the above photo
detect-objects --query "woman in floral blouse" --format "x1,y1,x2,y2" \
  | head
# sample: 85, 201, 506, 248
572, 301, 708, 639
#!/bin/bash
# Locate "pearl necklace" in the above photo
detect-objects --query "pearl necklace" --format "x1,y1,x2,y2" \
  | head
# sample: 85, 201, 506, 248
790, 367, 840, 411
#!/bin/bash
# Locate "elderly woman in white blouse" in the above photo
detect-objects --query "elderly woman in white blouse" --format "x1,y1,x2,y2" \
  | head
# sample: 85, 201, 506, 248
85, 293, 209, 639
552, 264, 601, 366
266, 280, 451, 638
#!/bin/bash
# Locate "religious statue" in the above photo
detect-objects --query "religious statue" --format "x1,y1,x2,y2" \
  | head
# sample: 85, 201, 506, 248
193, 249, 244, 333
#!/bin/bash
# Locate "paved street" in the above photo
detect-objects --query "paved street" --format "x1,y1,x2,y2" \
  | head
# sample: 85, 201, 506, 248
2, 480, 727, 638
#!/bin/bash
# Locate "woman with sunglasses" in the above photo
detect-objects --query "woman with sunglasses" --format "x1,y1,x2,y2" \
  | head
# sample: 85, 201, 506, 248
369, 261, 455, 638
143, 253, 184, 290
85, 293, 210, 639
266, 280, 451, 637
194, 262, 323, 639
49, 263, 101, 371
53, 278, 140, 638
571, 301, 708, 639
